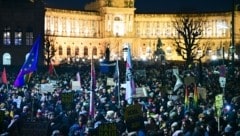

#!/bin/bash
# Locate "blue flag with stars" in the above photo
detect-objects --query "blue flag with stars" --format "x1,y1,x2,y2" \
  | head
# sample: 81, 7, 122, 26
14, 35, 40, 87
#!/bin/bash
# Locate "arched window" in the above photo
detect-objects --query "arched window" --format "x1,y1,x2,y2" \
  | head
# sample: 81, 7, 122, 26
26, 53, 30, 60
84, 46, 88, 57
75, 47, 79, 56
114, 16, 121, 21
59, 46, 63, 55
93, 46, 97, 56
67, 46, 71, 56
2, 53, 11, 65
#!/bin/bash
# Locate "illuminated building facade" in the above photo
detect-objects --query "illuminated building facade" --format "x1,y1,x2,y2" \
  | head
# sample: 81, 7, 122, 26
45, 0, 240, 64
0, 0, 239, 66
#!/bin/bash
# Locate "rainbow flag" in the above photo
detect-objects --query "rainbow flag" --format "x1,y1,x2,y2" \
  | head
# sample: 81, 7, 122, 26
193, 84, 198, 108
184, 86, 189, 110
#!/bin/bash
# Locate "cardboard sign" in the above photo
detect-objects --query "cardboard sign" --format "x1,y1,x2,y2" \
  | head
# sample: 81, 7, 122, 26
197, 87, 207, 100
124, 104, 144, 132
71, 80, 81, 90
215, 94, 223, 109
98, 123, 117, 136
184, 76, 195, 86
133, 87, 147, 98
107, 78, 115, 86
40, 83, 55, 93
219, 77, 226, 88
61, 92, 74, 110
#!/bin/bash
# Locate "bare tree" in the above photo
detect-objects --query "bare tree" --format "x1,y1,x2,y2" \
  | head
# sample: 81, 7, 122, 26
173, 15, 208, 66
44, 36, 57, 67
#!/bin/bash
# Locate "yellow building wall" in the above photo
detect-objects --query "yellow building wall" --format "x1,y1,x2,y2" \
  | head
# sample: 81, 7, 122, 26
45, 7, 240, 64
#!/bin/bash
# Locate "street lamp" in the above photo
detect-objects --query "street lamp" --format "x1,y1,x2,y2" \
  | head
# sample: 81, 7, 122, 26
229, 45, 236, 59
229, 44, 235, 77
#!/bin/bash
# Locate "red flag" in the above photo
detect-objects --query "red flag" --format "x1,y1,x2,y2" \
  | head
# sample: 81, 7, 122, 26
1, 67, 8, 84
48, 63, 54, 75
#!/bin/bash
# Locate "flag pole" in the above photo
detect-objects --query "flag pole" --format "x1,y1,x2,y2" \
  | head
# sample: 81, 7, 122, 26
116, 59, 121, 108
89, 49, 95, 119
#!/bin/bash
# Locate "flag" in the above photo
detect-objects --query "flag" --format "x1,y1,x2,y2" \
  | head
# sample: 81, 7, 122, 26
219, 65, 226, 77
184, 86, 189, 111
1, 67, 7, 84
113, 60, 119, 83
173, 73, 183, 92
14, 35, 40, 87
99, 61, 116, 74
89, 59, 96, 118
125, 45, 136, 104
48, 62, 54, 75
48, 62, 58, 76
193, 84, 198, 108
113, 60, 120, 106
76, 72, 82, 88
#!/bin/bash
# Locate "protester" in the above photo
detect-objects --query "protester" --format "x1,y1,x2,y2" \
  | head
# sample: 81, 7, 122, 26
0, 61, 240, 136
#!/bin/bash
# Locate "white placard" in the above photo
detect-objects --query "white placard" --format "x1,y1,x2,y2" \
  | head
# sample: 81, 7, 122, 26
40, 83, 54, 93
107, 78, 115, 86
71, 81, 81, 90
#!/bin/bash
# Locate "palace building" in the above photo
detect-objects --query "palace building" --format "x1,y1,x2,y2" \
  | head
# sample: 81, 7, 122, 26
0, 0, 239, 66
45, 0, 240, 64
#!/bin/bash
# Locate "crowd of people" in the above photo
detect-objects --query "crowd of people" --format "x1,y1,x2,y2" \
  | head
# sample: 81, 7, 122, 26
0, 61, 240, 136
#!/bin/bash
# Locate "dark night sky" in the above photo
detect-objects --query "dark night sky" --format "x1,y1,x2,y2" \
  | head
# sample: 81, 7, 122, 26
45, 0, 240, 13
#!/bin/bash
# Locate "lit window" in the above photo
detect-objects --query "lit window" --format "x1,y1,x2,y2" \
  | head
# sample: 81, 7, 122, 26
75, 47, 79, 56
2, 53, 11, 65
26, 30, 33, 46
59, 46, 63, 55
3, 26, 11, 45
93, 47, 97, 56
84, 46, 88, 57
67, 47, 71, 56
14, 28, 22, 45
